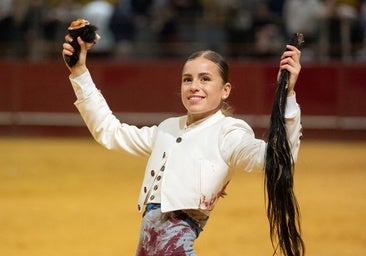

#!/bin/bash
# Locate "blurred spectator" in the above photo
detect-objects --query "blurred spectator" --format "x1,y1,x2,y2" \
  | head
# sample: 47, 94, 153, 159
80, 0, 115, 57
319, 0, 363, 60
283, 0, 325, 61
132, 0, 203, 58
197, 0, 231, 56
0, 0, 365, 61
225, 0, 256, 57
268, 0, 286, 18
22, 0, 58, 61
337, 0, 360, 60
47, 0, 81, 57
357, 0, 366, 60
172, 0, 203, 43
128, 0, 155, 58
0, 0, 27, 58
0, 0, 11, 19
150, 0, 179, 57
131, 0, 153, 15
109, 0, 136, 59
251, 1, 283, 58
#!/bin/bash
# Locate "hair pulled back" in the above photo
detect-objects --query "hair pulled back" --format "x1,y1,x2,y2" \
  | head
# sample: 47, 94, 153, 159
185, 50, 233, 116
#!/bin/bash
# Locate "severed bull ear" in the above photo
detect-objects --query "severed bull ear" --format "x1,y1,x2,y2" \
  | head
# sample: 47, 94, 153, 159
64, 18, 98, 67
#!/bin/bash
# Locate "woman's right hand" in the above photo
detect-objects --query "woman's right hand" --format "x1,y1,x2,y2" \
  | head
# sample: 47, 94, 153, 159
62, 35, 97, 78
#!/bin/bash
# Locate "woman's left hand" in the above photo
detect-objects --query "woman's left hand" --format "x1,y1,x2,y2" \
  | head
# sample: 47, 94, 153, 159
278, 45, 302, 96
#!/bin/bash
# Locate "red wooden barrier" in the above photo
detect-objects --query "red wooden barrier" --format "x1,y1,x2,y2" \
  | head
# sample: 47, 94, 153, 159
0, 60, 365, 138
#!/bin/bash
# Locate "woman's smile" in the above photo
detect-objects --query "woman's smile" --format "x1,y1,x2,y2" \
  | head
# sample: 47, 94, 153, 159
187, 94, 206, 104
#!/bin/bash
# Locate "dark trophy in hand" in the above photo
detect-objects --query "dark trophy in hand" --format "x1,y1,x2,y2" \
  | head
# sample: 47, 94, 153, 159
64, 18, 99, 67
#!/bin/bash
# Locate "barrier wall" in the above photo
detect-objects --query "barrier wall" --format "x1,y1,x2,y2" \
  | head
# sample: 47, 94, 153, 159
0, 60, 365, 139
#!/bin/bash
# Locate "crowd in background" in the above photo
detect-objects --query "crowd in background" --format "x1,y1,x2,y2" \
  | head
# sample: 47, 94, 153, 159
0, 0, 365, 62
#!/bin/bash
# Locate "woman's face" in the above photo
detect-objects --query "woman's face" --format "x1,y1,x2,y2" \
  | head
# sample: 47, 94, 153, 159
181, 56, 231, 125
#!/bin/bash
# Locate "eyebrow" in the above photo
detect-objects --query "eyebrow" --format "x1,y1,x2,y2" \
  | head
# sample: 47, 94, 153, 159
182, 72, 212, 77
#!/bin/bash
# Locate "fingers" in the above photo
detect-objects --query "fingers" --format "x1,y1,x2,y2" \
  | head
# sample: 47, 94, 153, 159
279, 45, 302, 94
282, 44, 301, 57
65, 34, 72, 42
77, 36, 88, 54
62, 35, 87, 54
62, 35, 75, 58
281, 45, 301, 64
62, 42, 74, 56
62, 35, 88, 75
280, 58, 300, 76
280, 45, 301, 72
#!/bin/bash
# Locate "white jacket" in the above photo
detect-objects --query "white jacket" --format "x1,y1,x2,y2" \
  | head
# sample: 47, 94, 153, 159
70, 71, 302, 215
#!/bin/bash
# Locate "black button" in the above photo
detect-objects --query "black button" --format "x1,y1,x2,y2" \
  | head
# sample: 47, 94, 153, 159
163, 152, 166, 158
138, 204, 141, 211
144, 187, 147, 193
157, 175, 161, 181
151, 170, 155, 176
154, 185, 158, 190
176, 137, 182, 143
150, 195, 155, 200
160, 165, 165, 172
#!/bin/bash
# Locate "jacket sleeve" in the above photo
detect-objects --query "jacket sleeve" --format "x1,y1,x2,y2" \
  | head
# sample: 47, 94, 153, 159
283, 93, 302, 162
219, 119, 266, 172
69, 71, 156, 157
220, 93, 302, 172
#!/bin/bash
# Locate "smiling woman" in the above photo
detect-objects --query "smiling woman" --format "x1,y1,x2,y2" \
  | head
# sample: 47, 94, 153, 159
62, 30, 303, 255
181, 50, 232, 125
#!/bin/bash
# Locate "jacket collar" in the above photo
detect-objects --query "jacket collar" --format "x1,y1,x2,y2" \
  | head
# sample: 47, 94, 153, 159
183, 110, 225, 131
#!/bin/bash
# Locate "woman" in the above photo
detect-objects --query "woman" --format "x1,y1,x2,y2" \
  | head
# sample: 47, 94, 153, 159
62, 36, 302, 255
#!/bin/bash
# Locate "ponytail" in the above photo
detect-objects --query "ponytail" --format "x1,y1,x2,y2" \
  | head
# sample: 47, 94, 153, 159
265, 33, 305, 256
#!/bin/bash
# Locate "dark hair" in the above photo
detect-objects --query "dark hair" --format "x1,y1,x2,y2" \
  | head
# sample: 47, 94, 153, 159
186, 50, 229, 83
265, 33, 305, 256
185, 50, 233, 116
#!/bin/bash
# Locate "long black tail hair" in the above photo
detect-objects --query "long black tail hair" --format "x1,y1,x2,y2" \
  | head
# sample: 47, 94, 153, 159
265, 33, 305, 256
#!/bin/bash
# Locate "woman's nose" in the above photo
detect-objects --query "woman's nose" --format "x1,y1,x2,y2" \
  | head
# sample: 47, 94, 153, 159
190, 79, 200, 91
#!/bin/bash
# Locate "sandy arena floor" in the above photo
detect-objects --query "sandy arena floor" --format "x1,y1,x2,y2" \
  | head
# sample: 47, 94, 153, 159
0, 138, 365, 255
